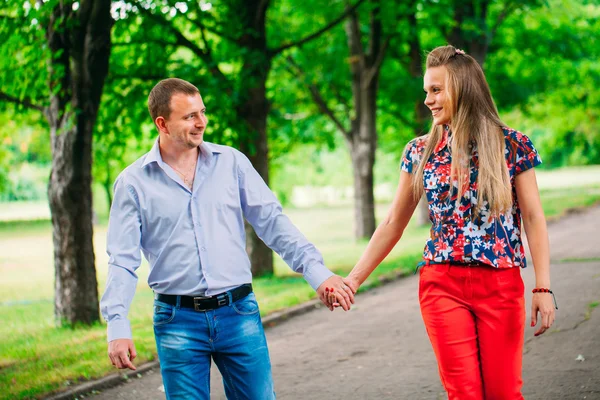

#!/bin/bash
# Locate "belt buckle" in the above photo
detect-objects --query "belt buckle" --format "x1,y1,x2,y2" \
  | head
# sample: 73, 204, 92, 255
193, 295, 211, 312
217, 295, 228, 307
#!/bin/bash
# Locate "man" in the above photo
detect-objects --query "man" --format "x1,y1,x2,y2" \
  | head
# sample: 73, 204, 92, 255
100, 78, 354, 399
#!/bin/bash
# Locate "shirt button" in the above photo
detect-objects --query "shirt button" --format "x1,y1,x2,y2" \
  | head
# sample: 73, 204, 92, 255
201, 247, 206, 251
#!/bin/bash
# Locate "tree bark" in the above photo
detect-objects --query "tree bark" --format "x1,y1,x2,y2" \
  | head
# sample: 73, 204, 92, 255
45, 0, 112, 325
345, 87, 378, 239
343, 0, 384, 240
236, 0, 274, 277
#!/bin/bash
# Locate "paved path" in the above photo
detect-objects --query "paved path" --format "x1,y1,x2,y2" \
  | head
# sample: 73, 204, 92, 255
87, 207, 600, 400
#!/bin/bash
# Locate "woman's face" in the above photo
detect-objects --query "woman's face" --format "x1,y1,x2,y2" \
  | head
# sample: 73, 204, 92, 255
424, 66, 451, 126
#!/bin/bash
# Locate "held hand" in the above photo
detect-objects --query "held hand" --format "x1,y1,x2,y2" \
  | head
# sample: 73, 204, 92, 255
108, 338, 137, 370
342, 276, 360, 295
316, 275, 355, 311
531, 292, 556, 336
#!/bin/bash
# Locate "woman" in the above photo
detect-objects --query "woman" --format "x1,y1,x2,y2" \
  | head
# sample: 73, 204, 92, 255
330, 45, 556, 399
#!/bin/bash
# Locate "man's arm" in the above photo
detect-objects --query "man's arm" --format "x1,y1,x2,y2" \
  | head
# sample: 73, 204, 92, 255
236, 152, 354, 309
100, 176, 142, 369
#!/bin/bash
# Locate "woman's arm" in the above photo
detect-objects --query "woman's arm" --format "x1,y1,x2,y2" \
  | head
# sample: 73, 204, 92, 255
345, 170, 420, 291
515, 168, 555, 335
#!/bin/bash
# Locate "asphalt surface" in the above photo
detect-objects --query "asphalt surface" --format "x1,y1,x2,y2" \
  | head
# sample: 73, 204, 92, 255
80, 206, 600, 400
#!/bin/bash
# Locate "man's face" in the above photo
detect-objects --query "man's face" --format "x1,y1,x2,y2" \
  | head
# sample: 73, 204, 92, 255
161, 93, 207, 149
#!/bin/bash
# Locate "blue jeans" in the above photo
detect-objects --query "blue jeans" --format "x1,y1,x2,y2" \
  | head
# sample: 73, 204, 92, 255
153, 292, 276, 400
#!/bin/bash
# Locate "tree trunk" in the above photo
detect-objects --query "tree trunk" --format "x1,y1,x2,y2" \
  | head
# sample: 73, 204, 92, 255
406, 2, 431, 226
237, 0, 273, 277
239, 106, 273, 277
447, 0, 489, 66
342, 0, 384, 240
46, 0, 112, 326
346, 87, 377, 239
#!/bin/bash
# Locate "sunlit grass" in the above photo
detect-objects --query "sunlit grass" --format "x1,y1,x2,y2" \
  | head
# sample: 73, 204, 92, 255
0, 183, 599, 399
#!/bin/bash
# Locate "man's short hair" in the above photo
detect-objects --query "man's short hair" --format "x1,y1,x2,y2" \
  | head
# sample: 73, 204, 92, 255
148, 78, 200, 121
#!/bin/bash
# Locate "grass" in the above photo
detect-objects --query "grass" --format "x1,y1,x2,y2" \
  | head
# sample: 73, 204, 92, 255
1, 182, 600, 399
540, 185, 600, 221
585, 301, 600, 321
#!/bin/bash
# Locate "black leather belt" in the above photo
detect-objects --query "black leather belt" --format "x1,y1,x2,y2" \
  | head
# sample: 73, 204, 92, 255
155, 284, 253, 312
429, 261, 485, 267
415, 260, 486, 274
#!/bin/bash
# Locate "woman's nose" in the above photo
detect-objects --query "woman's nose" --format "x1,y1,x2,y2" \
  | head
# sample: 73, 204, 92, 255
424, 94, 434, 106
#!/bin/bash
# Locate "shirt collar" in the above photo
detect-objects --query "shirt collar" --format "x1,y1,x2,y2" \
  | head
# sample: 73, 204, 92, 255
199, 141, 222, 165
141, 138, 222, 168
434, 125, 452, 153
141, 138, 162, 167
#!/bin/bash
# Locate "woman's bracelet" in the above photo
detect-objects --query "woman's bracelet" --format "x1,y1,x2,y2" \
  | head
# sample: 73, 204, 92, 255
532, 288, 558, 310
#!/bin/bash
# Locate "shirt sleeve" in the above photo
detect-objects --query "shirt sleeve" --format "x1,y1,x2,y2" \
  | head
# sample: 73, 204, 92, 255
236, 152, 333, 290
100, 175, 142, 342
514, 133, 542, 174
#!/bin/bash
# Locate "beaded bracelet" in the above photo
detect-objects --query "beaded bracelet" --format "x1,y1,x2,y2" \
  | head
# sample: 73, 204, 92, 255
532, 288, 558, 310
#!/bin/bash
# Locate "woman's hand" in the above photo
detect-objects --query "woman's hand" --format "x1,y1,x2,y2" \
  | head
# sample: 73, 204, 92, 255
324, 276, 359, 310
531, 292, 556, 336
343, 275, 360, 295
318, 275, 355, 311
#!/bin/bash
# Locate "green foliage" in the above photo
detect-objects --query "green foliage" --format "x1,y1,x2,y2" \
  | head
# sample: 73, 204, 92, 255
0, 112, 50, 201
488, 0, 600, 166
0, 1, 51, 107
2, 0, 597, 206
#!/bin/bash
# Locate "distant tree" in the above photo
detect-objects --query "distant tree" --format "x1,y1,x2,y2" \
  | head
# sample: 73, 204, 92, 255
0, 0, 113, 325
284, 0, 410, 240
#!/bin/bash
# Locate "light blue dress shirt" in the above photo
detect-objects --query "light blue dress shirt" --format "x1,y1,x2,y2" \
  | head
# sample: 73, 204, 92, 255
100, 139, 333, 341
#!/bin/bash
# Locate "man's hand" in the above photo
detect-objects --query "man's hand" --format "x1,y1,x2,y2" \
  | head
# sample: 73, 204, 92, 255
108, 338, 137, 370
317, 275, 355, 311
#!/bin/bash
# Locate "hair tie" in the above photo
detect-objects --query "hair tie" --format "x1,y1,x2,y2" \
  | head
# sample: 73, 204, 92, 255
455, 48, 465, 55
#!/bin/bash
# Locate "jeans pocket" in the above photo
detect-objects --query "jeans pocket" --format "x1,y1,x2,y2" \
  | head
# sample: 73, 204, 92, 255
153, 301, 176, 326
232, 293, 260, 316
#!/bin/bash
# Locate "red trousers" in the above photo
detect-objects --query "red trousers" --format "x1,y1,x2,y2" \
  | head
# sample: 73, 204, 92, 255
419, 263, 525, 400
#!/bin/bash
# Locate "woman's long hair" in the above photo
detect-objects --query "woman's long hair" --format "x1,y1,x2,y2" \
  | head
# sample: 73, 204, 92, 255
411, 45, 512, 216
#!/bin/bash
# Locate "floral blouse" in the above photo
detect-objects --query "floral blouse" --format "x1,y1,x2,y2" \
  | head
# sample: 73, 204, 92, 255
401, 126, 542, 268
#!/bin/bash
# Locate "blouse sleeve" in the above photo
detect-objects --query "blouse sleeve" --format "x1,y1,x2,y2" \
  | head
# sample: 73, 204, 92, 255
401, 139, 419, 174
514, 133, 542, 174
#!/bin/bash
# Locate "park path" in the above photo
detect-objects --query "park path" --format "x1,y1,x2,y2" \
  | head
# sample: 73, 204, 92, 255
85, 206, 600, 400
